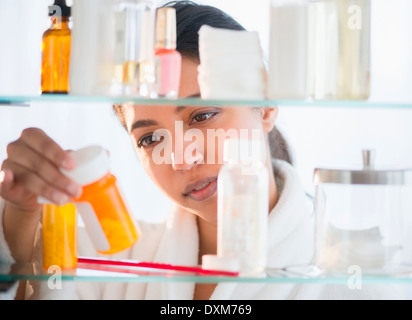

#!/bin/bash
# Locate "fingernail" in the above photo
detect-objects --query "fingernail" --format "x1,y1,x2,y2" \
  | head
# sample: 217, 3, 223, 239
0, 171, 5, 183
52, 192, 70, 206
66, 182, 82, 198
37, 197, 53, 205
62, 154, 76, 170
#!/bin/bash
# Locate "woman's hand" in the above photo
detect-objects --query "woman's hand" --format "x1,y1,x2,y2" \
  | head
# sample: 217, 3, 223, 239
0, 128, 81, 213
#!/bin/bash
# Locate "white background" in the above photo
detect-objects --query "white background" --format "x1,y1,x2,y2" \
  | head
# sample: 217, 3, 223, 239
0, 0, 412, 224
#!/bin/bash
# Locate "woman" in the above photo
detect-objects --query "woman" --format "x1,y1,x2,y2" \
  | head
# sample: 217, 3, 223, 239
0, 1, 402, 300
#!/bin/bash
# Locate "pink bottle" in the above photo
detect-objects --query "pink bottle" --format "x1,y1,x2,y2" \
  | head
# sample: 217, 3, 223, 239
155, 7, 182, 99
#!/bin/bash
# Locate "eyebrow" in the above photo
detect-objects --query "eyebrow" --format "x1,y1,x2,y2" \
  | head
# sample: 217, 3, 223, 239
175, 93, 201, 114
131, 119, 158, 131
131, 93, 202, 131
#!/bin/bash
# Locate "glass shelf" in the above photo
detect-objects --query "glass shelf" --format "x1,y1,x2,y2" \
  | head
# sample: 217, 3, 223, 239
2, 263, 412, 284
1, 95, 412, 109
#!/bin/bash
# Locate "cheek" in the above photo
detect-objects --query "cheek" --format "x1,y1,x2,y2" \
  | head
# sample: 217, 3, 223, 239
140, 154, 180, 199
138, 151, 165, 185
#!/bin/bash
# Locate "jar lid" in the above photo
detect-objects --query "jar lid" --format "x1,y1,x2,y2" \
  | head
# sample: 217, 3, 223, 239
314, 150, 412, 186
61, 146, 110, 186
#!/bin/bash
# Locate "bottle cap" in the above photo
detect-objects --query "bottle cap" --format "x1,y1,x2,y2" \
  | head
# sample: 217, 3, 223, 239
202, 255, 241, 273
49, 0, 71, 18
155, 7, 177, 50
61, 146, 110, 186
223, 138, 267, 164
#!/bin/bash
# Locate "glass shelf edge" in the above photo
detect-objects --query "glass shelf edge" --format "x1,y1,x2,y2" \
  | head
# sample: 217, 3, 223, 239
1, 95, 412, 108
2, 264, 412, 284
2, 274, 412, 284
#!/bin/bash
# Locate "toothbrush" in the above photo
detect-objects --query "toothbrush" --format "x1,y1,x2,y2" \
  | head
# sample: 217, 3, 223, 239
77, 257, 239, 277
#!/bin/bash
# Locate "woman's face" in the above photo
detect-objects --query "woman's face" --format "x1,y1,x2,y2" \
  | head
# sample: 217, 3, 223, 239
123, 58, 278, 222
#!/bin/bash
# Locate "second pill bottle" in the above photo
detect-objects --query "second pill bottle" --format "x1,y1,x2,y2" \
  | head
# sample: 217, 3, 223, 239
42, 203, 77, 270
62, 146, 140, 255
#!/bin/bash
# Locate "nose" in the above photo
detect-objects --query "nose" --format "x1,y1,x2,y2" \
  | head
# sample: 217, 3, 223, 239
172, 132, 205, 171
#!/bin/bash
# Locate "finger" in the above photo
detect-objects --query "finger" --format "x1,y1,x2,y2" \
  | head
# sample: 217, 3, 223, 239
0, 169, 30, 206
0, 169, 21, 203
0, 169, 13, 194
0, 169, 43, 211
18, 128, 75, 170
6, 140, 81, 198
1, 161, 71, 205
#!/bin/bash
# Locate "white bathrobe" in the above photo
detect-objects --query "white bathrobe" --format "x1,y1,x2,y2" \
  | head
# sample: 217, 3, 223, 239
0, 160, 405, 300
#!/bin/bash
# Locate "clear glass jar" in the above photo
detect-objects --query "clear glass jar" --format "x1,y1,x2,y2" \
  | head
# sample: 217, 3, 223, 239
314, 150, 412, 274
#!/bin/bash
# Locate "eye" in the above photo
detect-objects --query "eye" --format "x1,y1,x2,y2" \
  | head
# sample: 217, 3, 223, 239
137, 134, 163, 148
190, 111, 219, 125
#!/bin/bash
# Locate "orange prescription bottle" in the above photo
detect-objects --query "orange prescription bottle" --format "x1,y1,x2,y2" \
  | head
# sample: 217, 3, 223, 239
62, 146, 140, 255
42, 203, 77, 271
41, 0, 71, 94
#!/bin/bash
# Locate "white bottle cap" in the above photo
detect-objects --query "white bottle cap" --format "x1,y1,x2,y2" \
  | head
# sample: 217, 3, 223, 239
223, 138, 266, 164
202, 255, 241, 273
61, 146, 110, 186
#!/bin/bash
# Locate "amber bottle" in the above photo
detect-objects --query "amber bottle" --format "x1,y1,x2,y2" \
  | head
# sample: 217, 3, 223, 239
41, 0, 71, 94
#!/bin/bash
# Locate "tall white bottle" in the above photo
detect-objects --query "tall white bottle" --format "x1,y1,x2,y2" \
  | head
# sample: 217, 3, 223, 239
217, 139, 269, 276
268, 0, 308, 100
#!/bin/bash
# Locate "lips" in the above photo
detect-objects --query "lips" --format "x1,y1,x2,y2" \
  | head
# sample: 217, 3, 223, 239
183, 177, 218, 202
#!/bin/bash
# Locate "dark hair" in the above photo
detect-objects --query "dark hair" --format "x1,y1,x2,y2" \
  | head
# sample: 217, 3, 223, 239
166, 1, 245, 62
114, 1, 293, 165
